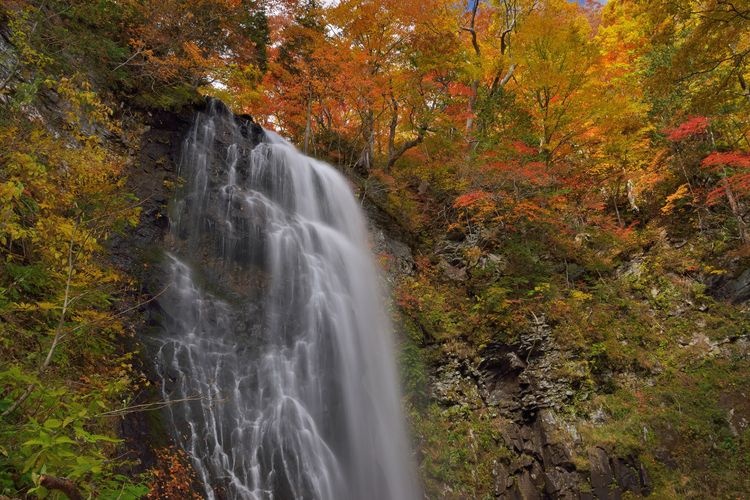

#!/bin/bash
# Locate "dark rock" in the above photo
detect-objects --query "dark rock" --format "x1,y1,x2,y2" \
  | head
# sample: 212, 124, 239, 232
612, 457, 640, 493
478, 343, 526, 410
494, 461, 511, 495
438, 258, 468, 282
639, 463, 652, 495
543, 442, 575, 470
706, 267, 750, 303
588, 447, 615, 500
500, 424, 525, 453
543, 468, 580, 498
586, 447, 652, 499
515, 470, 542, 500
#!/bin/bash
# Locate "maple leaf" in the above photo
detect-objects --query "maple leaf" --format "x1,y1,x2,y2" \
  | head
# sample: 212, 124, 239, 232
664, 116, 709, 142
701, 151, 750, 170
511, 141, 537, 156
453, 190, 491, 209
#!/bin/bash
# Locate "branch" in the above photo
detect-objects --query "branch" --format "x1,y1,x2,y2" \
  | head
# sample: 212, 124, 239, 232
463, 0, 481, 57
94, 394, 211, 418
490, 63, 517, 96
387, 124, 428, 169
59, 284, 172, 344
39, 475, 82, 500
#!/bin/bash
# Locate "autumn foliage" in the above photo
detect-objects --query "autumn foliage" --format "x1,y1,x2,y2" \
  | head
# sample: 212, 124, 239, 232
147, 448, 201, 500
665, 116, 710, 142
1, 0, 750, 497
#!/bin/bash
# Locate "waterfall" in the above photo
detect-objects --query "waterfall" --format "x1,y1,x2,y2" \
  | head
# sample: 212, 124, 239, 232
153, 100, 419, 500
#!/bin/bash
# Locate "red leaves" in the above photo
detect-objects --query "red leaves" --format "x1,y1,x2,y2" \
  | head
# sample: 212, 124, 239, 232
664, 116, 709, 142
706, 173, 750, 206
700, 151, 750, 206
511, 141, 537, 156
453, 190, 491, 209
447, 82, 474, 97
701, 151, 750, 170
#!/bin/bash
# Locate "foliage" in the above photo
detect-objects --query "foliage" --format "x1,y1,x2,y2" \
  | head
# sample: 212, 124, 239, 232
408, 403, 506, 500
3, 0, 750, 496
0, 3, 160, 497
146, 448, 201, 499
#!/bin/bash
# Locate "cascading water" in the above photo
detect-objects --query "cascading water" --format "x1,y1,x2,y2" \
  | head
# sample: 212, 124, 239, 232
153, 99, 419, 499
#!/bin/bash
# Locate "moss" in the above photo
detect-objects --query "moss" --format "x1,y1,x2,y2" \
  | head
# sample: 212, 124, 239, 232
409, 403, 505, 499
135, 84, 203, 112
578, 356, 750, 497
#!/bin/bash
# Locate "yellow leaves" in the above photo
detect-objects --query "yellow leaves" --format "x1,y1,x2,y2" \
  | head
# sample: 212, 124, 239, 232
0, 181, 25, 245
54, 77, 118, 137
661, 183, 691, 214
36, 302, 58, 312
570, 290, 593, 302
701, 265, 727, 276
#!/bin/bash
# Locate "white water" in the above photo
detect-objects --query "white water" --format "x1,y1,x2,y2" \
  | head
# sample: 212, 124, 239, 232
154, 100, 419, 499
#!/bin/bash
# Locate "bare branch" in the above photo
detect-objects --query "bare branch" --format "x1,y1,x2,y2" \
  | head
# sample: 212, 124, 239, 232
39, 475, 82, 500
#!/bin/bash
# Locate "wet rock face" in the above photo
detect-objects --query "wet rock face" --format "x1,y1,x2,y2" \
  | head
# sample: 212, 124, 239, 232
110, 106, 195, 277
108, 104, 200, 472
111, 99, 266, 473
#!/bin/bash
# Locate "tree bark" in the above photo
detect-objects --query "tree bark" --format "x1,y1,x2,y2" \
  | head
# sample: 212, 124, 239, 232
722, 170, 750, 244
463, 1, 481, 137
387, 126, 427, 170
303, 92, 312, 154
356, 109, 375, 170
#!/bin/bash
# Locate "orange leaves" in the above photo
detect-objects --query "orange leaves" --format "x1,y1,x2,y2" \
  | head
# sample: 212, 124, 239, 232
664, 116, 709, 142
453, 190, 492, 209
512, 200, 550, 223
452, 190, 500, 229
661, 184, 691, 214
482, 154, 552, 188
706, 173, 750, 206
147, 448, 201, 500
255, 0, 462, 160
123, 0, 267, 92
447, 82, 473, 98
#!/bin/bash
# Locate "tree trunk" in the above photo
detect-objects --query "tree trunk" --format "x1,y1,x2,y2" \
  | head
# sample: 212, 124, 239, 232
359, 110, 375, 170
722, 170, 750, 244
463, 1, 480, 141
303, 93, 312, 154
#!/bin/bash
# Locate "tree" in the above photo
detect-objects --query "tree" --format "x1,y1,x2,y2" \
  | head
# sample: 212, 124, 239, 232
512, 0, 597, 165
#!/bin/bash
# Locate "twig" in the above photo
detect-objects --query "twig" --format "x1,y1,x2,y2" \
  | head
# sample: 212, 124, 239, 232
94, 394, 216, 418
